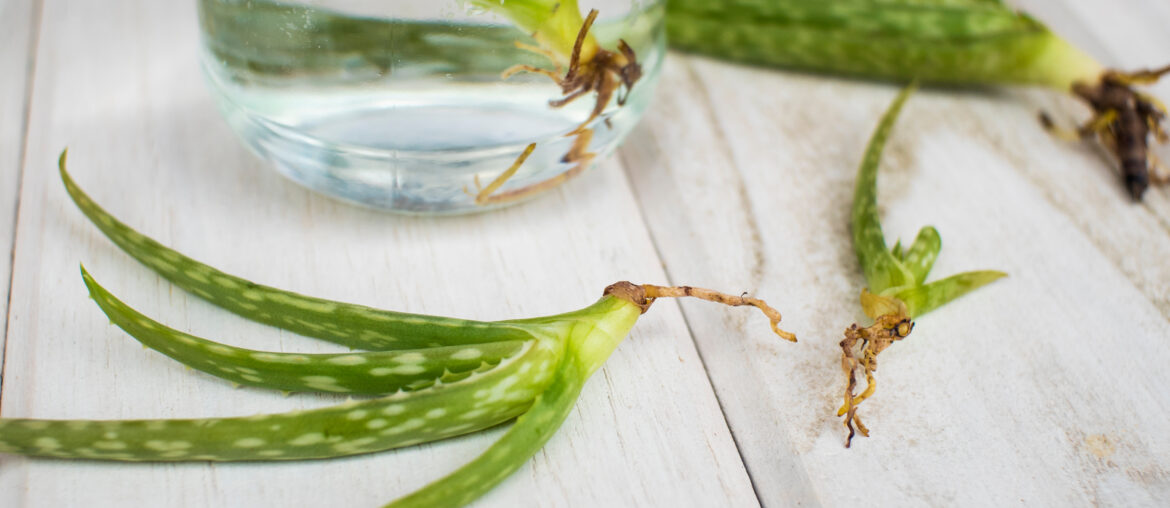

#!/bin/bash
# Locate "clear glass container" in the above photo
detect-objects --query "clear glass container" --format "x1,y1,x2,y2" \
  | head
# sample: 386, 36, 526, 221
197, 0, 664, 214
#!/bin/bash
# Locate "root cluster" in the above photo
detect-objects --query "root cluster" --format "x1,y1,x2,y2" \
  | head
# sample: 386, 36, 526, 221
838, 313, 914, 447
472, 9, 643, 205
1045, 65, 1170, 200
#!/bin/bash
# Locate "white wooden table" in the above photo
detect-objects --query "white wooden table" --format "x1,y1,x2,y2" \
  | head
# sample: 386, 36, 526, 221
2, 1, 1169, 506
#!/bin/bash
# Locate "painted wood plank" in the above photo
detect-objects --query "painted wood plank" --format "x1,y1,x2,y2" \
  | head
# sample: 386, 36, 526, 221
622, 1, 1170, 505
0, 1, 757, 506
0, 1, 39, 380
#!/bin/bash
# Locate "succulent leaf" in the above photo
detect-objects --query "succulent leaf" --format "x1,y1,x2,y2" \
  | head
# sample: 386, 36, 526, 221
892, 269, 1007, 317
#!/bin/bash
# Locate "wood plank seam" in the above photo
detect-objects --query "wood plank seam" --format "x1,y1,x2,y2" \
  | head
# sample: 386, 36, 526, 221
676, 57, 768, 289
612, 153, 770, 506
0, 0, 45, 401
610, 176, 769, 506
984, 116, 1170, 323
617, 55, 817, 507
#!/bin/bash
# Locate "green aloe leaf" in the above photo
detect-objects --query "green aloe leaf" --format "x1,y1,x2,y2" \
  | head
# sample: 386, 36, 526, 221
892, 269, 1007, 317
851, 84, 918, 294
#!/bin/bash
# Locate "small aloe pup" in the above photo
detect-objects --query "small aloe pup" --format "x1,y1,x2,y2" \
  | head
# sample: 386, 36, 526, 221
0, 152, 795, 507
838, 85, 1006, 447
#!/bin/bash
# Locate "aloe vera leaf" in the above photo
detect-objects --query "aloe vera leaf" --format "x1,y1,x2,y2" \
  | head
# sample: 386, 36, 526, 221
468, 0, 597, 63
60, 151, 531, 351
890, 239, 905, 261
386, 353, 586, 508
862, 0, 1008, 6
0, 290, 653, 463
82, 266, 531, 395
852, 85, 917, 294
0, 335, 565, 462
892, 269, 1007, 317
388, 285, 640, 507
902, 225, 942, 285
669, 0, 1038, 38
665, 0, 1101, 89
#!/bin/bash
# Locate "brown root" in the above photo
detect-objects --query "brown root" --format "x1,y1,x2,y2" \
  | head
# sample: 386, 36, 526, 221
837, 312, 913, 448
1053, 65, 1170, 200
467, 143, 537, 204
475, 9, 643, 206
471, 130, 595, 206
603, 282, 797, 342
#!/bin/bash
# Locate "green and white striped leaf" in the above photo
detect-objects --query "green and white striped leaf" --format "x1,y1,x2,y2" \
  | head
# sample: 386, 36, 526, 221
665, 0, 1099, 88
893, 269, 1006, 317
851, 85, 918, 295
0, 337, 562, 462
387, 353, 586, 508
902, 225, 942, 285
60, 151, 531, 352
83, 266, 534, 395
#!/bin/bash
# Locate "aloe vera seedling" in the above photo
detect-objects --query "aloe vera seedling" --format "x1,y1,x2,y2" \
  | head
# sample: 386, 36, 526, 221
0, 152, 795, 507
838, 86, 1006, 447
666, 0, 1170, 200
465, 0, 643, 205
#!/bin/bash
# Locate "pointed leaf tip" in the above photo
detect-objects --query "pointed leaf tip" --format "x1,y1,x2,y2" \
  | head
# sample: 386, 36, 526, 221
894, 270, 1007, 318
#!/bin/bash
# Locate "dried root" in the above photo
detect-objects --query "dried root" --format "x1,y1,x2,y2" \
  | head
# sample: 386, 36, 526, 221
475, 9, 643, 205
837, 312, 914, 447
603, 282, 797, 342
470, 130, 595, 206
641, 284, 797, 342
1045, 65, 1170, 200
466, 143, 537, 204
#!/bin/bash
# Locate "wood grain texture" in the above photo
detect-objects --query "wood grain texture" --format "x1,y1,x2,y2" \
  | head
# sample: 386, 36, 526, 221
7, 0, 1170, 506
621, 1, 1170, 506
0, 0, 40, 379
0, 1, 756, 506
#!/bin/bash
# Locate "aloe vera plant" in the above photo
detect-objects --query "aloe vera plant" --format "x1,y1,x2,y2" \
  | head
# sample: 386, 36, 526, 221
838, 85, 1006, 447
0, 152, 794, 507
666, 0, 1169, 200
470, 0, 642, 126
465, 0, 644, 205
200, 0, 649, 208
